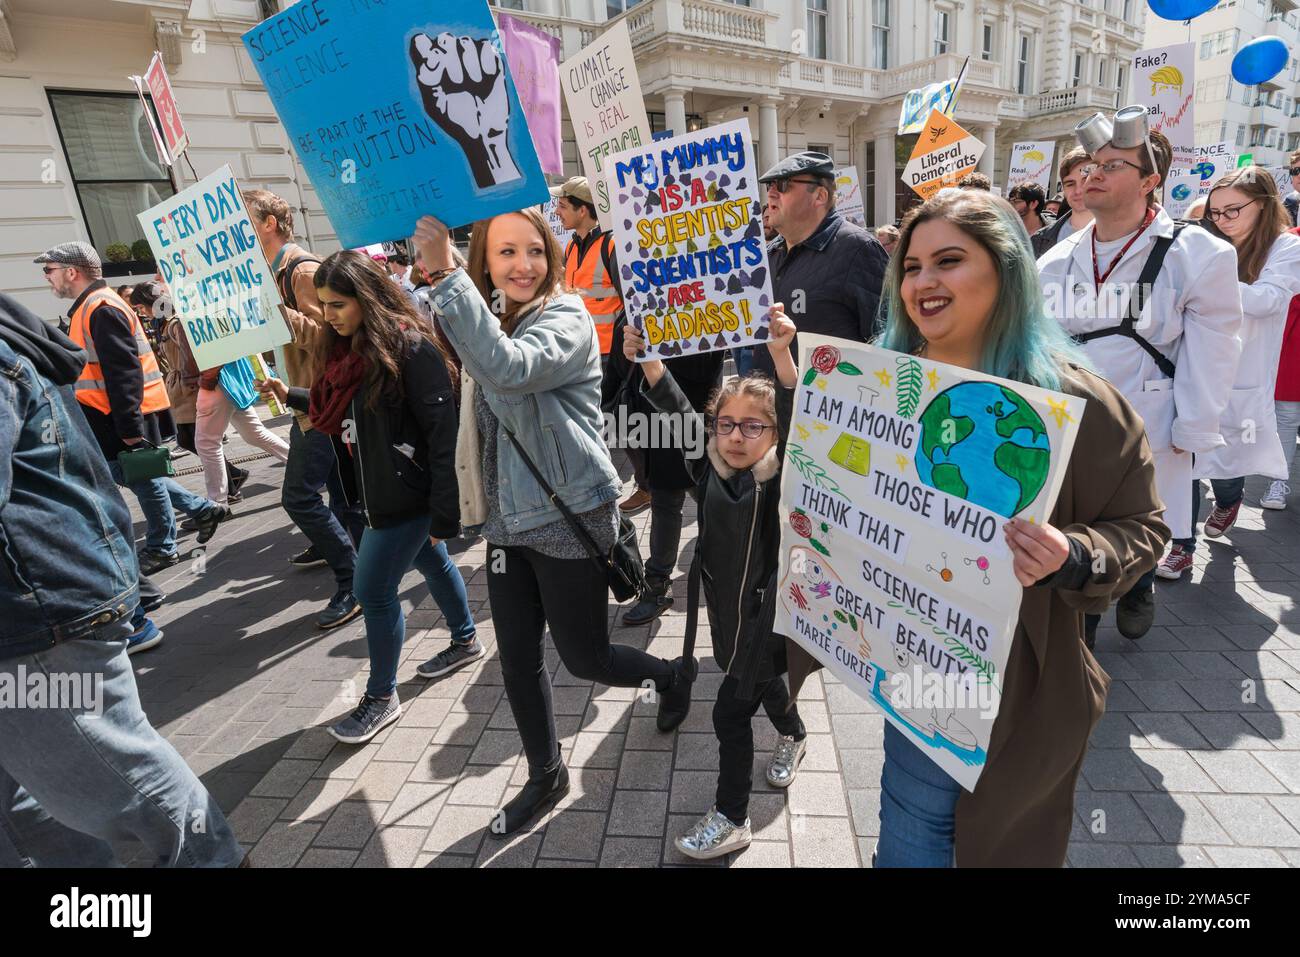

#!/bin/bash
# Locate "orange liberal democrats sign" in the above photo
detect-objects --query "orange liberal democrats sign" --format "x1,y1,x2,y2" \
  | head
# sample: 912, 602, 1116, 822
901, 109, 986, 201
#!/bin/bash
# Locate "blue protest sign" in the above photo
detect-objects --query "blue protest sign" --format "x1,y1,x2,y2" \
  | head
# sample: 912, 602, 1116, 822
242, 0, 549, 246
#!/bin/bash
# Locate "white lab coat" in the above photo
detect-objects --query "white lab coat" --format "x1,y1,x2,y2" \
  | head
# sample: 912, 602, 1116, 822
1195, 231, 1300, 481
1037, 207, 1243, 536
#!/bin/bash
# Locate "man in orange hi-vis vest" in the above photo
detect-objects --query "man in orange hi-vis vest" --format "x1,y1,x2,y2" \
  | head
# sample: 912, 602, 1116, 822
36, 242, 228, 577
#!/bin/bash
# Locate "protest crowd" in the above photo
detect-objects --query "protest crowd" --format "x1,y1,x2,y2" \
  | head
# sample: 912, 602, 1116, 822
5, 0, 1300, 874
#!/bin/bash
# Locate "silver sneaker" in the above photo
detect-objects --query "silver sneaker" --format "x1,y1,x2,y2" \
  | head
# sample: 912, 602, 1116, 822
416, 639, 484, 678
674, 806, 752, 860
765, 735, 807, 788
1261, 480, 1290, 510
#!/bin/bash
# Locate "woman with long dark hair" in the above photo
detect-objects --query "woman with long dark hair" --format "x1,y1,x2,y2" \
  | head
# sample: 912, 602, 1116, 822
258, 251, 479, 744
870, 188, 1168, 866
413, 208, 694, 839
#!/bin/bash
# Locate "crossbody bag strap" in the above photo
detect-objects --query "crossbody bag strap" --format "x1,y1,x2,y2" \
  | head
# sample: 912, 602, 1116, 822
501, 425, 609, 568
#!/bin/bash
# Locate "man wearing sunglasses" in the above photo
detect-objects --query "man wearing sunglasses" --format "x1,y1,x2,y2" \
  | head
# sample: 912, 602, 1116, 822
751, 152, 889, 379
1285, 149, 1299, 227
1037, 115, 1242, 648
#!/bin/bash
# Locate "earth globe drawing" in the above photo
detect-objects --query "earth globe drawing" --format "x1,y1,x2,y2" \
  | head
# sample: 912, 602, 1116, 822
915, 382, 1051, 517
1171, 183, 1192, 202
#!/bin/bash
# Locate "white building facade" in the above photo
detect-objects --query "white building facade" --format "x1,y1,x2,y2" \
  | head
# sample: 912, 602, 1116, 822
0, 0, 1147, 318
1144, 0, 1300, 171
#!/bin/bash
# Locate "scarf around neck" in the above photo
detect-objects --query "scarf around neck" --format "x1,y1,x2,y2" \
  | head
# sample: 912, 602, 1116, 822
308, 339, 366, 436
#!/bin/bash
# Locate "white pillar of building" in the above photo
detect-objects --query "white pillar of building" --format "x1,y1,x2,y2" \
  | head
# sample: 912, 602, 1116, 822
759, 97, 780, 172
535, 0, 560, 15
873, 131, 895, 226
832, 0, 850, 62
979, 124, 997, 183
663, 88, 688, 137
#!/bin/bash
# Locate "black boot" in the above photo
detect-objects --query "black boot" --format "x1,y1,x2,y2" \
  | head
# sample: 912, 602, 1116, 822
622, 579, 673, 626
490, 762, 570, 840
656, 656, 696, 733
1115, 587, 1155, 641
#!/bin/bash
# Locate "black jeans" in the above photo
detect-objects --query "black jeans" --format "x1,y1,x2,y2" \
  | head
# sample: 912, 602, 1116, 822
714, 673, 805, 823
487, 543, 676, 775
645, 487, 687, 588
281, 421, 363, 591
1084, 567, 1156, 633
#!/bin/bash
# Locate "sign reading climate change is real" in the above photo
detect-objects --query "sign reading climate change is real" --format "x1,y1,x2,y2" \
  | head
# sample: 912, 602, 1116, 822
242, 0, 549, 247
138, 165, 290, 371
606, 118, 773, 361
776, 336, 1084, 789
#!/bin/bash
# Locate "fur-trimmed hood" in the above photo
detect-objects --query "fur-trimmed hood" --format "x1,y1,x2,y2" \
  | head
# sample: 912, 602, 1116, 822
705, 435, 781, 483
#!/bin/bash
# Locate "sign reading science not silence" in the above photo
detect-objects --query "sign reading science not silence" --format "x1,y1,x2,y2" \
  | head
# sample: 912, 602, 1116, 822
776, 335, 1084, 789
606, 118, 773, 361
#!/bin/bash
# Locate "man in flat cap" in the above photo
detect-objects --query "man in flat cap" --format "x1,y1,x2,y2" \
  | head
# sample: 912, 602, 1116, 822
36, 242, 229, 577
751, 151, 889, 379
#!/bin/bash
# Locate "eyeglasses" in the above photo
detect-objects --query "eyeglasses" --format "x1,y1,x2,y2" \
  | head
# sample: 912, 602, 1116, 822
1079, 159, 1146, 179
770, 177, 825, 194
1205, 200, 1258, 222
41, 265, 68, 274
709, 417, 776, 438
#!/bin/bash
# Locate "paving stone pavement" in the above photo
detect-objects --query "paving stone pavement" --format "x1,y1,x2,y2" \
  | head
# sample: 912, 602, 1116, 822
123, 418, 1300, 867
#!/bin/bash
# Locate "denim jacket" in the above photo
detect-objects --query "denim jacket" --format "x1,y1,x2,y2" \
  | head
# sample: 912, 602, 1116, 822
427, 270, 619, 533
0, 338, 139, 657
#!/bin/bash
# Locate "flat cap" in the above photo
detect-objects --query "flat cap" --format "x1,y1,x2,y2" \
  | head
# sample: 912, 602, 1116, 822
549, 176, 593, 205
758, 151, 835, 184
34, 241, 101, 271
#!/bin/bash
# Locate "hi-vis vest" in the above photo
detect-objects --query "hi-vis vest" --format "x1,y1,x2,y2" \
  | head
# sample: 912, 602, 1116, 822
68, 286, 169, 416
564, 232, 621, 355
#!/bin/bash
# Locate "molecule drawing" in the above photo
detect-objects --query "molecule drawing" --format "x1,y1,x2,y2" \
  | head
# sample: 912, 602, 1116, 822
965, 555, 991, 585
926, 553, 954, 583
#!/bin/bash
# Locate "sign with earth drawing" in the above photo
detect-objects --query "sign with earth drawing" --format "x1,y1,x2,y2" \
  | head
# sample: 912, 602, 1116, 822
775, 335, 1085, 789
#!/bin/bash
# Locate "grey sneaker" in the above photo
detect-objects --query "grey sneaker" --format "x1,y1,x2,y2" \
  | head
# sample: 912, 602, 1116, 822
328, 691, 401, 744
416, 639, 484, 678
765, 735, 807, 788
674, 806, 752, 860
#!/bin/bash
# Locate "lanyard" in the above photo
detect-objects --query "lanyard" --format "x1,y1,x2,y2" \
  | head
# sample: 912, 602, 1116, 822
1091, 207, 1155, 290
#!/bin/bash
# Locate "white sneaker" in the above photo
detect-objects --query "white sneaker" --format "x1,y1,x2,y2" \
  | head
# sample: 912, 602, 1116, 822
1261, 480, 1289, 510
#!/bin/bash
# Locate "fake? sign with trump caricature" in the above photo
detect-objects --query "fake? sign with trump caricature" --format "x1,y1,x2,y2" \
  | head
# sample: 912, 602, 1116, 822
604, 118, 774, 361
776, 335, 1085, 789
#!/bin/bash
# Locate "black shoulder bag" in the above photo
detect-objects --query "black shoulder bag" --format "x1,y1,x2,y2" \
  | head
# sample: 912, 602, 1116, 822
502, 426, 646, 603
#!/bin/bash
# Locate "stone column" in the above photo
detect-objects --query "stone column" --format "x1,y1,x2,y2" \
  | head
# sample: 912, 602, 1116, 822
759, 97, 780, 172
663, 87, 688, 137
979, 124, 997, 183
873, 131, 895, 226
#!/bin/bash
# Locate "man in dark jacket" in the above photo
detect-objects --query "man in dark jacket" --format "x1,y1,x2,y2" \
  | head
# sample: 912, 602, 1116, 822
1031, 147, 1095, 259
751, 152, 889, 379
36, 243, 228, 574
0, 292, 244, 866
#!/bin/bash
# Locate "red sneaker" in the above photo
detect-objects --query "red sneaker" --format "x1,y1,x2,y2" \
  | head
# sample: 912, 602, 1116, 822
1155, 545, 1193, 580
1203, 500, 1241, 538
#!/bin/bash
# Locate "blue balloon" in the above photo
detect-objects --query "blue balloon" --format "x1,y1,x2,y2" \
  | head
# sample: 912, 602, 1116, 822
1147, 0, 1219, 20
1231, 37, 1289, 85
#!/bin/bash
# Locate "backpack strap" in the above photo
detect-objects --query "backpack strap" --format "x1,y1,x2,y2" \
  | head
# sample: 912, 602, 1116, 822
278, 254, 322, 311
1073, 223, 1185, 380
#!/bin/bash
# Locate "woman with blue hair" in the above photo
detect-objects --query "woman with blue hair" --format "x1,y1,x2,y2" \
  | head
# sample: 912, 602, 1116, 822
872, 188, 1169, 866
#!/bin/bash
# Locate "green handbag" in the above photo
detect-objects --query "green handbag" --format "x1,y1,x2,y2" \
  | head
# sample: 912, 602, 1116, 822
117, 440, 175, 483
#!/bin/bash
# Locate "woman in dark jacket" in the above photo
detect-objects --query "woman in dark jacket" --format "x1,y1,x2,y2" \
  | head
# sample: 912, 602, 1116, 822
259, 251, 478, 745
604, 315, 723, 623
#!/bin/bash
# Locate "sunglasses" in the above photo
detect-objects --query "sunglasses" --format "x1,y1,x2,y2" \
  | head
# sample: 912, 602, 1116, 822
770, 177, 825, 194
1291, 167, 1300, 176
709, 417, 777, 439
42, 265, 69, 274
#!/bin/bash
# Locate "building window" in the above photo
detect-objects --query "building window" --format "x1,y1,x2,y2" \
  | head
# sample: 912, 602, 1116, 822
806, 0, 828, 59
1073, 52, 1083, 88
497, 0, 525, 8
47, 91, 176, 278
1016, 33, 1032, 94
981, 22, 994, 61
1117, 65, 1126, 97
606, 0, 646, 16
1200, 28, 1240, 59
1123, 0, 1134, 20
1237, 124, 1247, 146
872, 0, 891, 69
934, 9, 950, 56
1288, 132, 1300, 151
1097, 59, 1107, 87
258, 0, 279, 20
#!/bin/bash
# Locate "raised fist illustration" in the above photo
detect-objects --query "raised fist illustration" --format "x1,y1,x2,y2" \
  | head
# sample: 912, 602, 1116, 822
411, 32, 521, 189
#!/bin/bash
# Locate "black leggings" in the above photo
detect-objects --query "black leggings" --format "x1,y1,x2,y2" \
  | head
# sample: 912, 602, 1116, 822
487, 543, 676, 775
714, 673, 805, 823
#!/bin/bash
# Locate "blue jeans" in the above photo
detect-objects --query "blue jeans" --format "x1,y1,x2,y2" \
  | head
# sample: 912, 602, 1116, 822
875, 722, 962, 867
282, 421, 362, 590
732, 346, 755, 376
353, 514, 476, 698
0, 623, 243, 866
108, 461, 213, 555
1173, 477, 1245, 553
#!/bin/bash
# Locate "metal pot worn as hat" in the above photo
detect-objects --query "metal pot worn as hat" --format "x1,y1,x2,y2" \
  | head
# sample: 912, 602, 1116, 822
1074, 104, 1159, 173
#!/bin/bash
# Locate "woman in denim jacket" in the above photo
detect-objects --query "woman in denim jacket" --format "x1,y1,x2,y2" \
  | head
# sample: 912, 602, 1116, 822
415, 209, 694, 839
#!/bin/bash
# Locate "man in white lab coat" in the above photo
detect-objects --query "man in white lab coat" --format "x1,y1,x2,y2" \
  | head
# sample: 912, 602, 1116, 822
1038, 120, 1242, 647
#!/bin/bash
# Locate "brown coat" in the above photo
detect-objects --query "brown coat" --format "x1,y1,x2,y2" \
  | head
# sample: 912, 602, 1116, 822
272, 244, 330, 431
787, 363, 1169, 867
161, 320, 198, 423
